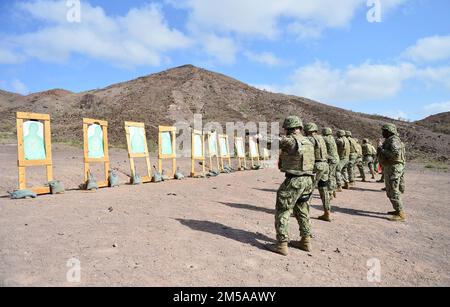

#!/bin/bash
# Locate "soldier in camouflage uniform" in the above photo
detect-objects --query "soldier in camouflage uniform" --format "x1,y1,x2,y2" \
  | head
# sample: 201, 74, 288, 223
377, 124, 406, 222
305, 123, 332, 222
336, 130, 351, 190
346, 131, 359, 186
362, 139, 376, 180
265, 116, 315, 256
354, 139, 366, 182
322, 128, 340, 199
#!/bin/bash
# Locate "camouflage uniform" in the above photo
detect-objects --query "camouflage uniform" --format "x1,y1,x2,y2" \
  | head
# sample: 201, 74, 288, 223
362, 139, 376, 178
265, 116, 315, 256
322, 128, 340, 197
336, 130, 351, 188
346, 131, 359, 184
354, 139, 366, 181
305, 123, 330, 212
378, 124, 406, 219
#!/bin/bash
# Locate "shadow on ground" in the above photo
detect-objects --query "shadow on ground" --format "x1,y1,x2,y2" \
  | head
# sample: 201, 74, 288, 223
176, 219, 275, 250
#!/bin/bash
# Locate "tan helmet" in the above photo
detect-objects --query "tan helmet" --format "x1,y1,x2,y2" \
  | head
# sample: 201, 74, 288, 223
346, 131, 352, 137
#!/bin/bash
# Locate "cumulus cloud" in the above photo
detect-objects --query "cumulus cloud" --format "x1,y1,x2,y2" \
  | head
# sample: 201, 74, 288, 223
169, 0, 407, 39
423, 101, 450, 116
279, 61, 416, 103
244, 51, 283, 67
4, 0, 192, 67
403, 35, 450, 63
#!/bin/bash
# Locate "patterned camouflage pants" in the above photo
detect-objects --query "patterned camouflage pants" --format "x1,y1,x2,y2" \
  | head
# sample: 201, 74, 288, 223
384, 163, 405, 212
364, 155, 375, 176
336, 158, 349, 186
356, 157, 365, 180
348, 154, 358, 183
328, 161, 338, 194
315, 161, 330, 211
275, 175, 314, 243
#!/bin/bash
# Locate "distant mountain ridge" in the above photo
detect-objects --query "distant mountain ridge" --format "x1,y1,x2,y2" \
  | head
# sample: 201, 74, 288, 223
1, 64, 449, 162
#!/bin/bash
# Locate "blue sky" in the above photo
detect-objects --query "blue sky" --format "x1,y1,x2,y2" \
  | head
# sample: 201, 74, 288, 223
1, 0, 449, 120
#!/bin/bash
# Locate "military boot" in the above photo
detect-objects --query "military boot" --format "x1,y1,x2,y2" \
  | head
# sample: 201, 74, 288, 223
389, 211, 406, 222
290, 237, 312, 252
333, 191, 337, 198
343, 182, 350, 190
265, 242, 288, 256
336, 186, 343, 192
318, 210, 331, 222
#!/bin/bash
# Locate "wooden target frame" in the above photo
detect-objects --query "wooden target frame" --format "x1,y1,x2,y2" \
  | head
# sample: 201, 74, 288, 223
83, 118, 110, 189
125, 121, 152, 184
191, 130, 206, 177
206, 131, 220, 172
218, 134, 232, 171
16, 112, 53, 195
249, 136, 261, 168
158, 126, 177, 179
235, 137, 247, 170
261, 148, 271, 161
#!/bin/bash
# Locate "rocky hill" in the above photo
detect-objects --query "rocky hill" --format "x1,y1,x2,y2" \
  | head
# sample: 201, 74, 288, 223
1, 65, 449, 162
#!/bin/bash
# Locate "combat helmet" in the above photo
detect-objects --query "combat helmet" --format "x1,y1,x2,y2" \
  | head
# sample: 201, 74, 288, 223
283, 116, 303, 129
346, 131, 352, 137
382, 123, 398, 135
337, 130, 346, 137
362, 138, 369, 144
322, 127, 333, 136
304, 122, 319, 133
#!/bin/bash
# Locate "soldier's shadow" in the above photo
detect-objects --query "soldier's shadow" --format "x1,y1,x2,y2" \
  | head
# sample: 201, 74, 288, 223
218, 202, 275, 215
310, 204, 390, 221
176, 219, 276, 250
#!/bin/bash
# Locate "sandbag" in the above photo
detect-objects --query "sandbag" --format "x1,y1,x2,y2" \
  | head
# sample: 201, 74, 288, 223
86, 171, 98, 190
109, 170, 120, 188
175, 168, 185, 180
9, 190, 37, 199
131, 174, 142, 185
152, 166, 163, 183
48, 180, 65, 194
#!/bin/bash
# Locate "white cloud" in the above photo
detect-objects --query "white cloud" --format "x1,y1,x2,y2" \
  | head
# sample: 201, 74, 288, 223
0, 48, 24, 64
423, 101, 450, 116
279, 61, 415, 103
403, 35, 450, 63
4, 0, 192, 67
244, 51, 283, 67
11, 79, 29, 95
170, 0, 407, 39
202, 34, 239, 65
416, 66, 450, 90
379, 110, 409, 121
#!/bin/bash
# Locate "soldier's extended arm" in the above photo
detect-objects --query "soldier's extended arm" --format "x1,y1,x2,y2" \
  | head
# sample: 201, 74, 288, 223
279, 136, 297, 152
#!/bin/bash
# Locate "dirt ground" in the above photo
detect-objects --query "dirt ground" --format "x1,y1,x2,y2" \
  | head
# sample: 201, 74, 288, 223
0, 143, 449, 287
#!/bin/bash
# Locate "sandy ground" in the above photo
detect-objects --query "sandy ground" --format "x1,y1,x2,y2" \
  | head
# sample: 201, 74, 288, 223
0, 143, 449, 287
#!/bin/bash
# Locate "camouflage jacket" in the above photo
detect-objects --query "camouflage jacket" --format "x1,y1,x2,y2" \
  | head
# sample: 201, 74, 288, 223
378, 135, 406, 166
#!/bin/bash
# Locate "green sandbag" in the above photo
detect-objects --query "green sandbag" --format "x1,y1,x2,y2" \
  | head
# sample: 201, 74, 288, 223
174, 168, 185, 180
152, 166, 163, 183
48, 180, 65, 194
86, 171, 98, 190
131, 174, 142, 185
9, 190, 37, 199
109, 170, 120, 188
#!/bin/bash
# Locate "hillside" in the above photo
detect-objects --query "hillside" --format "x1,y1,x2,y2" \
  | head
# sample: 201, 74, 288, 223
1, 65, 449, 162
416, 112, 450, 135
